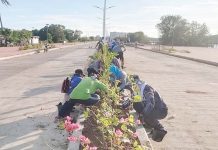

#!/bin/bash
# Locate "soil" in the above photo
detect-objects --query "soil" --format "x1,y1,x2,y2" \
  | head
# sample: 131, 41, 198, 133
80, 115, 108, 150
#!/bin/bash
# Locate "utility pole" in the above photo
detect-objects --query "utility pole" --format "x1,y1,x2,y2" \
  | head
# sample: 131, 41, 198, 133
103, 0, 106, 39
94, 0, 114, 40
46, 24, 49, 43
171, 28, 174, 49
0, 14, 3, 34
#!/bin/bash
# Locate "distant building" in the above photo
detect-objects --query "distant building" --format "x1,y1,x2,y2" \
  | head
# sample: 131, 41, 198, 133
30, 36, 39, 45
110, 32, 127, 40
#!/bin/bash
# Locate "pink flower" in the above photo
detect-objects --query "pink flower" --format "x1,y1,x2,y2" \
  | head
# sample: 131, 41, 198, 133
105, 112, 111, 117
71, 123, 80, 130
64, 120, 80, 133
80, 135, 91, 145
67, 136, 77, 142
66, 116, 72, 121
132, 132, 138, 138
80, 135, 86, 142
89, 146, 98, 150
84, 138, 91, 145
136, 119, 141, 125
119, 117, 125, 123
115, 129, 123, 137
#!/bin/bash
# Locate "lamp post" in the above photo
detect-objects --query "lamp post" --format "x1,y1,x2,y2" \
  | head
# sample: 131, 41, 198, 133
94, 0, 114, 40
171, 24, 177, 49
46, 24, 49, 43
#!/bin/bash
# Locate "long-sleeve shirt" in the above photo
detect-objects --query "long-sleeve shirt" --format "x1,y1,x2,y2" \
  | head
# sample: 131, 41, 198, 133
109, 64, 123, 80
136, 82, 167, 116
70, 77, 107, 100
68, 74, 83, 95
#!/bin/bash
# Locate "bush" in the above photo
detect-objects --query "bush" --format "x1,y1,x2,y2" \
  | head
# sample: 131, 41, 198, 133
80, 46, 147, 150
19, 44, 43, 51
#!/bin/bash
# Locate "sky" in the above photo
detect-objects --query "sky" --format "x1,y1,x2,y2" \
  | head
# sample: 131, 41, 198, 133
0, 0, 218, 37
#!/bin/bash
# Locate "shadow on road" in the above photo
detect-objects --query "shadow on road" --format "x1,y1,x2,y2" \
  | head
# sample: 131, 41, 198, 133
22, 85, 60, 98
0, 112, 67, 150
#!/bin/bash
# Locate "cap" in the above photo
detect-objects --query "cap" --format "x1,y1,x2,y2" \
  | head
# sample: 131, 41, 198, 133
75, 69, 85, 76
131, 75, 140, 82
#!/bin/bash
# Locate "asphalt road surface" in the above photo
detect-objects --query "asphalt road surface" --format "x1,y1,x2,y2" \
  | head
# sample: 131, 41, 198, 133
1, 44, 218, 150
125, 47, 218, 150
0, 44, 95, 150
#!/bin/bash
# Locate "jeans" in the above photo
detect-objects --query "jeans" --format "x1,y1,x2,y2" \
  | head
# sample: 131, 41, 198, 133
119, 71, 127, 90
59, 94, 100, 117
143, 108, 168, 130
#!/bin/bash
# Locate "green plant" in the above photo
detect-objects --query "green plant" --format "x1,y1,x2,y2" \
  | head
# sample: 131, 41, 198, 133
83, 45, 148, 149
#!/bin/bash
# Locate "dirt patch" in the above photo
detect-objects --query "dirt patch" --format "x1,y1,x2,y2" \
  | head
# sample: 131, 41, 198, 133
81, 115, 108, 150
185, 90, 207, 94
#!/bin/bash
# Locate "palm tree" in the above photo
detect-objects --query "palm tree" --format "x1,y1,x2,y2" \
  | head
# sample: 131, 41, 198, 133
1, 0, 10, 5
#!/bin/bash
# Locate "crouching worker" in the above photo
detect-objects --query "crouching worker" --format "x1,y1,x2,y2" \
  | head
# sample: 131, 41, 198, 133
132, 75, 168, 142
63, 69, 85, 102
109, 64, 127, 90
87, 60, 104, 77
59, 75, 108, 118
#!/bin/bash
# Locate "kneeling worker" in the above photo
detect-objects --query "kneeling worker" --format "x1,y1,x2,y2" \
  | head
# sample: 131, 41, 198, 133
132, 75, 168, 142
59, 75, 108, 118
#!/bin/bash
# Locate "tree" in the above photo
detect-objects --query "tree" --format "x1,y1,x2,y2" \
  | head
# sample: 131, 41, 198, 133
157, 15, 209, 46
1, 28, 11, 39
48, 24, 65, 43
73, 30, 82, 40
156, 15, 189, 46
208, 34, 218, 45
186, 22, 209, 46
127, 31, 148, 43
64, 29, 74, 42
18, 29, 32, 45
32, 29, 39, 36
1, 0, 10, 5
38, 28, 47, 41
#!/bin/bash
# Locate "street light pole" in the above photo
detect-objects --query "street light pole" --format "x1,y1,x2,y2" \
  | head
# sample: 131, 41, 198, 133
171, 28, 174, 48
103, 0, 106, 39
46, 24, 49, 43
94, 0, 114, 40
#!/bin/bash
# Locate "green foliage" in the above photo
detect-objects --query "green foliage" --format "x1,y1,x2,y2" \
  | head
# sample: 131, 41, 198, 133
64, 29, 74, 42
1, 28, 32, 45
35, 25, 82, 43
79, 37, 90, 42
1, 0, 10, 5
208, 34, 218, 45
83, 45, 146, 149
127, 32, 149, 43
49, 24, 65, 43
19, 44, 43, 50
156, 15, 209, 46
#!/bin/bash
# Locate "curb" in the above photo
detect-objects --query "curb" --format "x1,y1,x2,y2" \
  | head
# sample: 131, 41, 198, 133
131, 46, 218, 67
0, 51, 36, 61
131, 110, 153, 150
67, 109, 84, 150
0, 43, 90, 61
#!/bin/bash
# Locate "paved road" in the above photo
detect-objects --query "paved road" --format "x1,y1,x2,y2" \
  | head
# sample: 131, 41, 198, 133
0, 45, 95, 150
125, 47, 218, 150
138, 44, 218, 64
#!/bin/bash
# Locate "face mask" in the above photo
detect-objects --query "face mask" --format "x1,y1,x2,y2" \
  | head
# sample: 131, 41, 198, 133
136, 80, 143, 85
91, 74, 97, 80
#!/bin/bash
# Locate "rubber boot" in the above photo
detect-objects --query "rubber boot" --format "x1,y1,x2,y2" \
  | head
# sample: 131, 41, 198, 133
152, 128, 167, 142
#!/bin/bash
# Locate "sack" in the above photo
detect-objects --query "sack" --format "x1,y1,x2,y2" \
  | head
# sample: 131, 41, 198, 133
61, 77, 70, 93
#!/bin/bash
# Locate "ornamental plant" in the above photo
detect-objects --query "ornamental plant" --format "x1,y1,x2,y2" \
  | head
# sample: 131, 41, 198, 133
64, 116, 98, 150
82, 45, 149, 150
